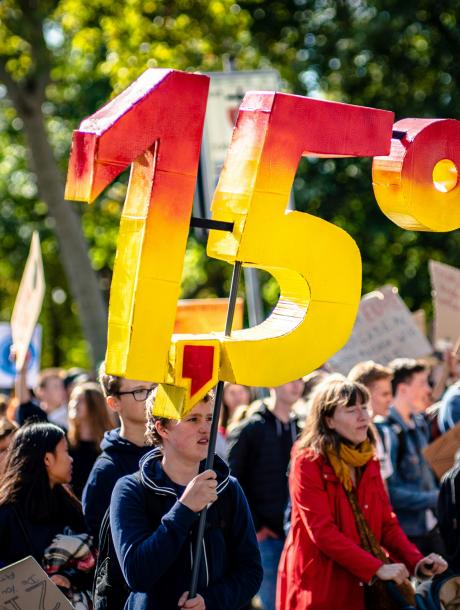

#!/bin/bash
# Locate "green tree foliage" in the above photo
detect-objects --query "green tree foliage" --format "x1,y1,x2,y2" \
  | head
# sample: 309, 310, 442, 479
242, 0, 460, 315
2, 0, 460, 370
0, 0, 257, 369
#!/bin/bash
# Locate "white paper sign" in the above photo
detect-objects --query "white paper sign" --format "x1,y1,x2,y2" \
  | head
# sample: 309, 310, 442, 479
11, 232, 45, 370
328, 285, 433, 375
0, 555, 74, 609
429, 259, 460, 349
0, 323, 41, 390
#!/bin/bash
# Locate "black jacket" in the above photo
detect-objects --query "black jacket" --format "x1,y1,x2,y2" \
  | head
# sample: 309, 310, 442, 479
82, 428, 151, 539
110, 448, 262, 610
227, 403, 299, 537
0, 496, 86, 568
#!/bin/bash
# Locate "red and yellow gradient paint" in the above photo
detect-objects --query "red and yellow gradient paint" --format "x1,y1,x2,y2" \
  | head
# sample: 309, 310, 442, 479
66, 69, 210, 395
157, 93, 394, 416
373, 118, 460, 231
66, 69, 397, 418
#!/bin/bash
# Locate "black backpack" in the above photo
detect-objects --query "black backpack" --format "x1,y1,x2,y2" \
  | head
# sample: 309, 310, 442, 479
438, 461, 460, 570
92, 476, 169, 610
92, 475, 233, 610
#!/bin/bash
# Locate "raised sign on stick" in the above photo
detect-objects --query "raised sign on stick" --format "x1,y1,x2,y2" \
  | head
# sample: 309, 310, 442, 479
11, 232, 45, 371
429, 259, 460, 349
329, 285, 433, 374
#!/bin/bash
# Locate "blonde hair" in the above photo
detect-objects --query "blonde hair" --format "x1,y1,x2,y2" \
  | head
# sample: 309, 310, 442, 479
145, 390, 215, 447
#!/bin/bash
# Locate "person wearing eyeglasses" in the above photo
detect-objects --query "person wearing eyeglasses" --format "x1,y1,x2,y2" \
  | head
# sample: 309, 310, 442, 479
82, 362, 155, 540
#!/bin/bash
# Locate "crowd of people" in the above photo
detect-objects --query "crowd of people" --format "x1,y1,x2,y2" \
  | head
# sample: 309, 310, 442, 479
1, 351, 460, 609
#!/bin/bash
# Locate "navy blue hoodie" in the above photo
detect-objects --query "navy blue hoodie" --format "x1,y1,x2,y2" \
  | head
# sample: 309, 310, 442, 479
82, 428, 151, 539
110, 448, 263, 610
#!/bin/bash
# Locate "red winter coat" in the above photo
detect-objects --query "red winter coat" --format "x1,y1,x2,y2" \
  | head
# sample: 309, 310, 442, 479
276, 445, 423, 610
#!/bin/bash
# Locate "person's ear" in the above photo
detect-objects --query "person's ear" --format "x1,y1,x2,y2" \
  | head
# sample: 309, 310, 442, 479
106, 395, 119, 413
44, 451, 54, 469
325, 416, 335, 430
154, 420, 169, 440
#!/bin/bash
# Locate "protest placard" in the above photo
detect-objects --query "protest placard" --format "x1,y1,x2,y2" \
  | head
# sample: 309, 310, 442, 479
174, 298, 244, 334
328, 285, 433, 374
0, 324, 41, 390
11, 232, 45, 371
423, 421, 460, 479
0, 555, 74, 609
429, 259, 460, 349
412, 309, 427, 336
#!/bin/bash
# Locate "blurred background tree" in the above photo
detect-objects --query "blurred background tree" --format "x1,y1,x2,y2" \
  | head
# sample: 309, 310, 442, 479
1, 0, 460, 369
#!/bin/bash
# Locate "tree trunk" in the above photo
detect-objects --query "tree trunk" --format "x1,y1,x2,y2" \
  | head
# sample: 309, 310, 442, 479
20, 106, 108, 366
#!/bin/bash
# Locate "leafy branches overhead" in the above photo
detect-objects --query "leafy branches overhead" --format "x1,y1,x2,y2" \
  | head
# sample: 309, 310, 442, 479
241, 0, 460, 314
2, 0, 460, 368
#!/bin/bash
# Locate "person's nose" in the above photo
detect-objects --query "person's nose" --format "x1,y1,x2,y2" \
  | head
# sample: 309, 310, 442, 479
199, 420, 210, 433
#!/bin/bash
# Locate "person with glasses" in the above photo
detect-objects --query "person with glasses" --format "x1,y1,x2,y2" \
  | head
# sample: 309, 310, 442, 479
82, 362, 154, 540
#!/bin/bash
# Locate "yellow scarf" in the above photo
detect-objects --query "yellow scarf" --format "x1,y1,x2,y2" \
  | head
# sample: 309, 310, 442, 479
326, 440, 375, 491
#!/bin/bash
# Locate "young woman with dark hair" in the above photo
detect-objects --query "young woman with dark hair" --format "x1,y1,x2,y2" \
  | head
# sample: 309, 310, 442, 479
276, 375, 447, 610
110, 391, 262, 610
0, 422, 88, 588
67, 381, 116, 498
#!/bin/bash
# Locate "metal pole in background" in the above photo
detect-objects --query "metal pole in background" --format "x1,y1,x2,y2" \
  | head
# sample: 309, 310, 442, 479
188, 261, 242, 599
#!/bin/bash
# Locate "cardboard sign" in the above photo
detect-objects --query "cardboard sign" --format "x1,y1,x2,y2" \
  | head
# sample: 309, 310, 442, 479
429, 260, 460, 349
10, 232, 45, 371
0, 324, 41, 390
423, 421, 460, 479
174, 298, 244, 334
329, 286, 433, 374
0, 555, 74, 609
65, 68, 394, 418
412, 309, 427, 337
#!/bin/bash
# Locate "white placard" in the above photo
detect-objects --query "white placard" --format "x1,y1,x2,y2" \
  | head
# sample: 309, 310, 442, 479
11, 232, 45, 370
200, 70, 280, 215
429, 259, 460, 349
328, 285, 433, 375
0, 323, 41, 389
0, 555, 74, 609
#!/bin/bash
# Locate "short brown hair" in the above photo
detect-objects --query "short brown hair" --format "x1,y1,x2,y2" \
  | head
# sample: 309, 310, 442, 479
299, 375, 373, 456
348, 361, 393, 388
388, 358, 427, 394
98, 361, 122, 398
145, 390, 215, 447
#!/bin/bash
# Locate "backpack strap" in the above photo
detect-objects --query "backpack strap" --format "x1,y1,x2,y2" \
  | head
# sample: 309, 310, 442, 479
385, 416, 407, 469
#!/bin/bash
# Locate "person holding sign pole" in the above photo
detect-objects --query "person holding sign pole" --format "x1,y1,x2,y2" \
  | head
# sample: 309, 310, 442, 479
110, 390, 262, 610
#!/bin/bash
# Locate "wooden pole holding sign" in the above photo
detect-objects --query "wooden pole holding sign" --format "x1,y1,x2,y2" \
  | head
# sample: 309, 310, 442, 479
11, 232, 45, 371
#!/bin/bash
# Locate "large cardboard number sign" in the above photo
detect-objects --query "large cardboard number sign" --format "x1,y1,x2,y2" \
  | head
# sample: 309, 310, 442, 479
66, 70, 209, 388
66, 69, 394, 417
373, 118, 460, 231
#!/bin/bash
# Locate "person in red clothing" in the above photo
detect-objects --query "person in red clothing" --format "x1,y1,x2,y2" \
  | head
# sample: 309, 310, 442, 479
276, 375, 447, 610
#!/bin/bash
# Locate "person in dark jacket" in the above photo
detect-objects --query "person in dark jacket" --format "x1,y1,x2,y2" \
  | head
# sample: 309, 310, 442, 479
378, 359, 444, 555
110, 391, 262, 610
68, 381, 116, 498
227, 379, 303, 610
82, 362, 154, 539
438, 449, 460, 570
0, 422, 89, 592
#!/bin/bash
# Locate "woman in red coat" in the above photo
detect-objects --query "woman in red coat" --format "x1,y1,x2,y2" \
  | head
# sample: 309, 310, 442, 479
276, 376, 447, 610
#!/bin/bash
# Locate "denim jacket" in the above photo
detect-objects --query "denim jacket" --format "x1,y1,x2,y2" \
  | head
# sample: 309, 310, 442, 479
377, 406, 439, 537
